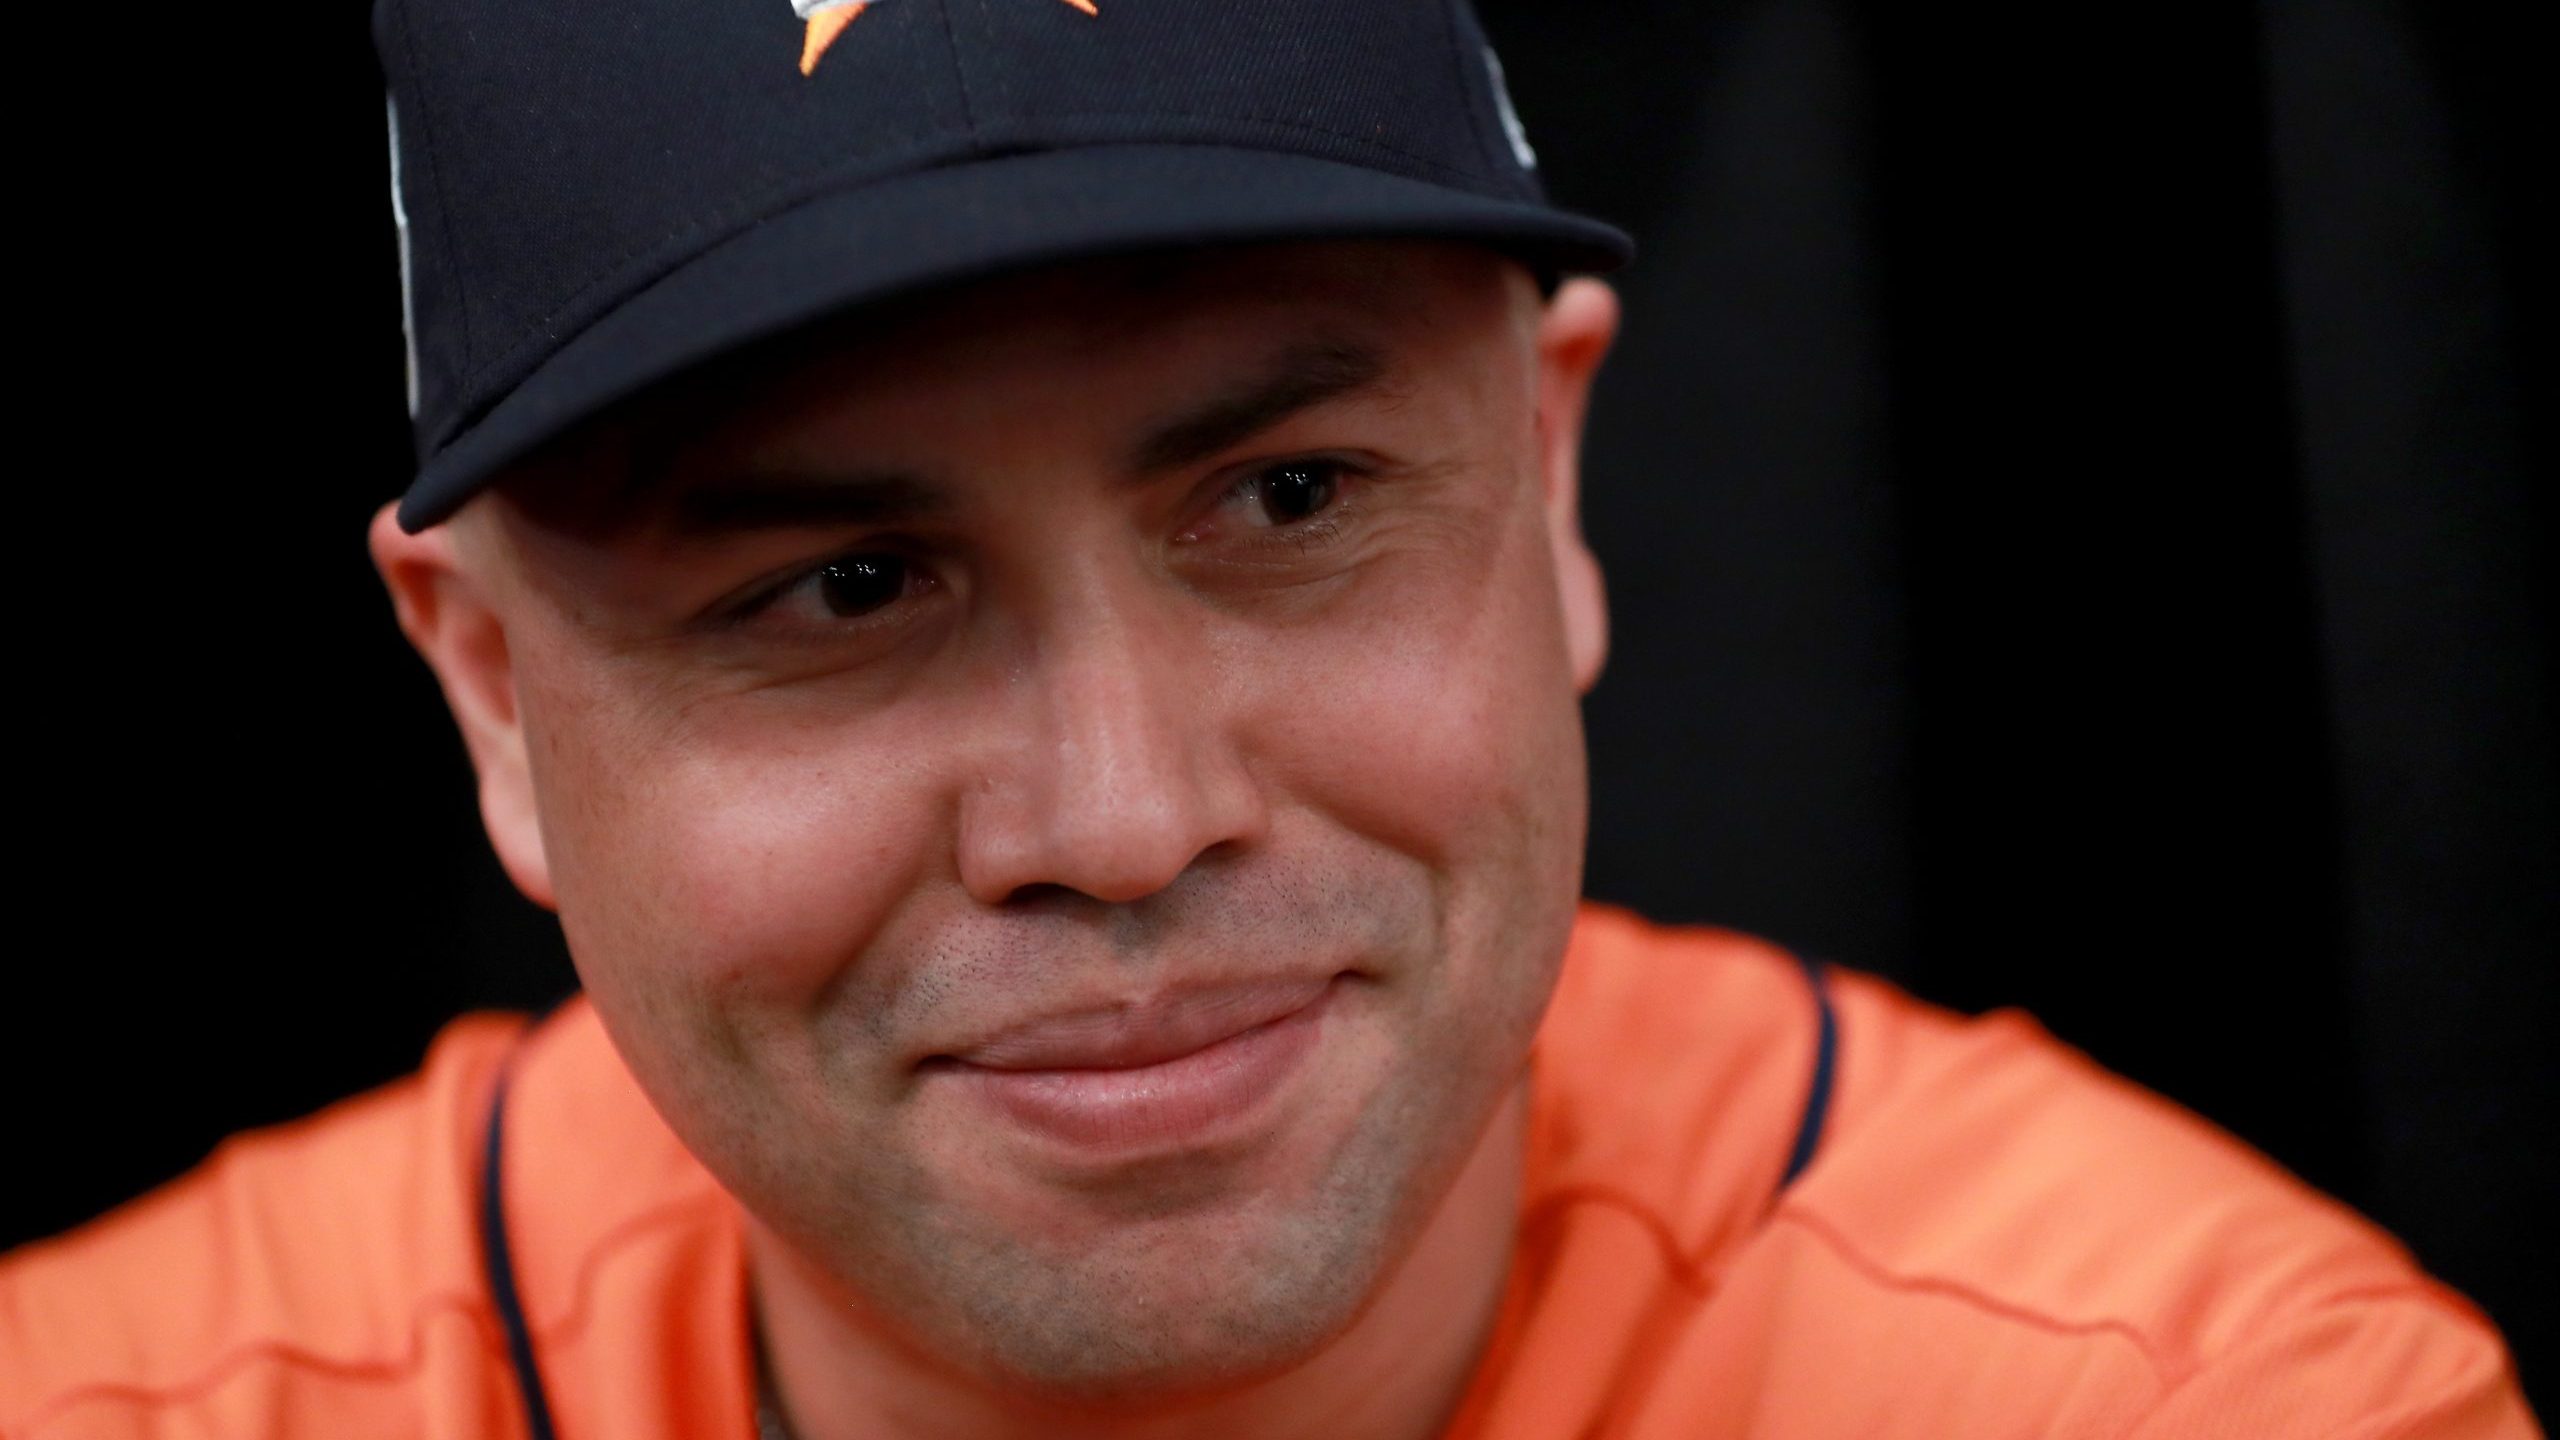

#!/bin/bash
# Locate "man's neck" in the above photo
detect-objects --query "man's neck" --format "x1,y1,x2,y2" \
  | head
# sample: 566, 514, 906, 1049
749, 1081, 1530, 1440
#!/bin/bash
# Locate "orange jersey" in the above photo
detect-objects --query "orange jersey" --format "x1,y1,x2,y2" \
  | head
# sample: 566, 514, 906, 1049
4, 905, 2538, 1438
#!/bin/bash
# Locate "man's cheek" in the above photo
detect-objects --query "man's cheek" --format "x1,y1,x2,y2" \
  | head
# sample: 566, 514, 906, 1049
1251, 561, 1573, 863
543, 715, 933, 1007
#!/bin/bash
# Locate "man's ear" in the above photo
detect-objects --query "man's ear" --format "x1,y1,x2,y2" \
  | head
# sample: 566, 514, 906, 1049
1534, 276, 1619, 694
368, 502, 558, 910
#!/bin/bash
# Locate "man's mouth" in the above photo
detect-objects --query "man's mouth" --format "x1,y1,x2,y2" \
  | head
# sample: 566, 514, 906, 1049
923, 974, 1344, 1153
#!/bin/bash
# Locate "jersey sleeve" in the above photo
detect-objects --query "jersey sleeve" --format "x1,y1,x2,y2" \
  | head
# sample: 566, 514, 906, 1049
0, 1013, 526, 1440
2121, 1286, 2541, 1439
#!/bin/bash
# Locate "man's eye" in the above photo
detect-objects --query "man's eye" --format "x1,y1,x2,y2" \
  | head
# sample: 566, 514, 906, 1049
1243, 461, 1344, 527
814, 554, 911, 618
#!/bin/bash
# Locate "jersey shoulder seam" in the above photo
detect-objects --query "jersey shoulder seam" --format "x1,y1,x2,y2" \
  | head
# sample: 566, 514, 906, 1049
14, 1290, 506, 1435
12, 1187, 729, 1435
1770, 1202, 2191, 1388
521, 1189, 734, 1346
1514, 1183, 2188, 1387
1519, 1183, 1728, 1293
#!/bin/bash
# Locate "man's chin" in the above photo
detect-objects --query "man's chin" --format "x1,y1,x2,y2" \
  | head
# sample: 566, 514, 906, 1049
756, 982, 1506, 1404
912, 1189, 1405, 1403
872, 1082, 1433, 1401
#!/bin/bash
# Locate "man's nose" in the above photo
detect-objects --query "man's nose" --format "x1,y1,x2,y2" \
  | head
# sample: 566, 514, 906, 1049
954, 579, 1268, 907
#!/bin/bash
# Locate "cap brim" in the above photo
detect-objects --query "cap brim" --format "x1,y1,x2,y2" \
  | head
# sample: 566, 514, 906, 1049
397, 142, 1632, 530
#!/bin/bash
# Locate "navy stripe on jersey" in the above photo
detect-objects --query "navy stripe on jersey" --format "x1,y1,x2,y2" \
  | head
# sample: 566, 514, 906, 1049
1780, 957, 1839, 1189
480, 1057, 561, 1440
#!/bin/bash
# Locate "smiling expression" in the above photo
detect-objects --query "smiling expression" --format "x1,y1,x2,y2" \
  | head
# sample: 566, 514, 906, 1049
394, 240, 1614, 1401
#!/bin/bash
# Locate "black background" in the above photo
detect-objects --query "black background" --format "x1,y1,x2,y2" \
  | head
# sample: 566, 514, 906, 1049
11, 0, 2551, 1411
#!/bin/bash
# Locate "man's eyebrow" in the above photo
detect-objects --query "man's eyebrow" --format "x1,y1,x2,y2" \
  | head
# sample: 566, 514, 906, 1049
1129, 338, 1394, 475
664, 470, 954, 535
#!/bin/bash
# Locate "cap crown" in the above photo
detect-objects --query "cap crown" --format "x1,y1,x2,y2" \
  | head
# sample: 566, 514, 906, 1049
379, 0, 1550, 465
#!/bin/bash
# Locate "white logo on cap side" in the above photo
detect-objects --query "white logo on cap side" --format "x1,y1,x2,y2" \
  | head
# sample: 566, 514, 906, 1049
1484, 46, 1537, 172
387, 96, 421, 419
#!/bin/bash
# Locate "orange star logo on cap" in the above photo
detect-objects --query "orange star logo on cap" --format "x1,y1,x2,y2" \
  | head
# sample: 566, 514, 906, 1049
795, 0, 1098, 76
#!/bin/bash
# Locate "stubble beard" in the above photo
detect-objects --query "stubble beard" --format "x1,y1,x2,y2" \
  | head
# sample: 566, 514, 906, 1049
795, 1026, 1519, 1406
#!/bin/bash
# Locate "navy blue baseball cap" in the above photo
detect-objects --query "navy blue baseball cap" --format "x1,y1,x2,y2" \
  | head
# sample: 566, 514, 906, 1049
379, 0, 1634, 531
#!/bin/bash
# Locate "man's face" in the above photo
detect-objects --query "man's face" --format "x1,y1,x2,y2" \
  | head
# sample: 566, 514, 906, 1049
415, 241, 1612, 1397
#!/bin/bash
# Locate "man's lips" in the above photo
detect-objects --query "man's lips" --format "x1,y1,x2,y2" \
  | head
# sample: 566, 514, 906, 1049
923, 975, 1343, 1153
928, 974, 1340, 1072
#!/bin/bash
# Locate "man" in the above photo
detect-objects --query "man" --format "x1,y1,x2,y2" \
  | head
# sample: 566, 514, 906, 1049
2, 2, 2539, 1437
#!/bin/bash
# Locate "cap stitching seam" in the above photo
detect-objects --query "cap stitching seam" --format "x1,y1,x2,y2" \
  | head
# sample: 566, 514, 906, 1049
439, 126, 1503, 402
394, 0, 474, 377
970, 0, 1021, 113
900, 8, 949, 129
934, 0, 981, 139
1437, 0, 1508, 183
